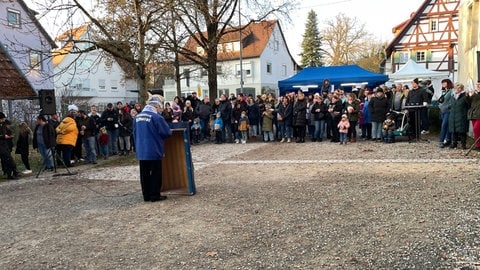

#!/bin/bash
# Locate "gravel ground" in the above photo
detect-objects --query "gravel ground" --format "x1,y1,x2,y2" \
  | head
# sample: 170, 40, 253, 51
1, 134, 480, 270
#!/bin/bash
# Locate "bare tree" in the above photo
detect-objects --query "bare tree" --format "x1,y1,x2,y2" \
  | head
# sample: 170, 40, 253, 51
171, 0, 296, 100
34, 0, 295, 102
32, 0, 173, 104
321, 13, 372, 66
357, 41, 387, 73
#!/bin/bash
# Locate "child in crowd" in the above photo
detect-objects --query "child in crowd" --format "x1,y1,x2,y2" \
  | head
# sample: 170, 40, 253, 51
238, 111, 250, 144
98, 127, 109, 160
213, 112, 224, 144
382, 114, 396, 143
337, 114, 350, 145
262, 103, 274, 142
191, 118, 202, 144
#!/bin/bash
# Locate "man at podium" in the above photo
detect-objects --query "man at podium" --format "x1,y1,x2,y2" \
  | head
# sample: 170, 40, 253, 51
134, 96, 172, 202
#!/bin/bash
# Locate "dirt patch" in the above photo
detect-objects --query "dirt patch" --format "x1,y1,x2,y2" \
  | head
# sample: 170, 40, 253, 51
1, 137, 480, 269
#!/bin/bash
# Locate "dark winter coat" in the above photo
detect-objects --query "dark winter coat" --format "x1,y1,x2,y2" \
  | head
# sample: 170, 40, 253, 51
119, 114, 133, 137
277, 101, 294, 126
33, 122, 56, 149
15, 130, 30, 155
293, 98, 307, 127
449, 92, 470, 133
311, 102, 327, 121
405, 87, 428, 105
247, 103, 261, 126
196, 102, 212, 120
344, 100, 360, 122
219, 100, 232, 124
101, 108, 119, 130
368, 94, 390, 122
467, 93, 480, 120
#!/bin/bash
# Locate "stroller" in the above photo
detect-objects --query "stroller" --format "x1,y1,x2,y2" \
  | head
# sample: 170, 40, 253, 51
391, 110, 410, 139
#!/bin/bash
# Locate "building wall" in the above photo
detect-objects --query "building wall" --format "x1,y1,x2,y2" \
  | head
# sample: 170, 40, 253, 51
0, 0, 54, 91
54, 43, 138, 108
457, 0, 479, 88
385, 0, 459, 81
162, 23, 297, 101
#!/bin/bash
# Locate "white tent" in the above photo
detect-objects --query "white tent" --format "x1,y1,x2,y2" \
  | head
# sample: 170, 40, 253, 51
388, 59, 450, 99
388, 59, 449, 80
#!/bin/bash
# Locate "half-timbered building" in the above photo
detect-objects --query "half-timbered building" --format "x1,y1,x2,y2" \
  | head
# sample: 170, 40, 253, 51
385, 0, 460, 80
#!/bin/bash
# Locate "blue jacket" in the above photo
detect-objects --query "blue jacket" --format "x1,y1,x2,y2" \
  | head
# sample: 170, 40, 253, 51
133, 105, 172, 160
362, 100, 372, 124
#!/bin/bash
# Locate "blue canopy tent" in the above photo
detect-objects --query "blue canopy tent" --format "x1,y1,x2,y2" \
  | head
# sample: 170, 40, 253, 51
278, 65, 389, 95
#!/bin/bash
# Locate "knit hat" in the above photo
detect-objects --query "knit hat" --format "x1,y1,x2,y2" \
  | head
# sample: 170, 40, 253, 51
67, 104, 78, 112
0, 112, 5, 119
147, 96, 162, 107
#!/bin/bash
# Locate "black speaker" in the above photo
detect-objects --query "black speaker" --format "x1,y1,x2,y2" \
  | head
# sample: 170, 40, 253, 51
39, 89, 56, 115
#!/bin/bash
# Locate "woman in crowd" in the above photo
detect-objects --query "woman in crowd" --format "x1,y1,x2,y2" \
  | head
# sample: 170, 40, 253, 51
292, 91, 307, 143
449, 83, 469, 149
311, 93, 327, 142
118, 107, 133, 155
438, 78, 454, 148
15, 122, 32, 174
56, 105, 79, 167
344, 92, 360, 142
368, 88, 390, 141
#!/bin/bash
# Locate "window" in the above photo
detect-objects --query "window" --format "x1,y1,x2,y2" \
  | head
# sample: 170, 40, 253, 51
216, 65, 223, 75
233, 41, 241, 52
416, 51, 426, 62
200, 69, 208, 77
29, 50, 41, 70
98, 79, 106, 91
273, 40, 279, 51
225, 42, 234, 52
218, 89, 229, 97
111, 80, 118, 91
430, 19, 438, 32
236, 62, 252, 77
7, 9, 20, 27
282, 64, 287, 76
399, 52, 409, 63
82, 79, 90, 91
266, 63, 272, 74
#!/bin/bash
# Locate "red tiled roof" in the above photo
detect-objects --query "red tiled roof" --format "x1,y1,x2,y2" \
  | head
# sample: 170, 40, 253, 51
0, 44, 36, 99
181, 20, 277, 62
53, 25, 89, 67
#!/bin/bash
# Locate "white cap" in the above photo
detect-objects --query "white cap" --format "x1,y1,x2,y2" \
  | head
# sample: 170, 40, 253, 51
67, 104, 78, 112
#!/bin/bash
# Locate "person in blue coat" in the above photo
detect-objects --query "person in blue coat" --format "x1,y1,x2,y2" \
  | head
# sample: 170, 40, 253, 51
133, 95, 172, 202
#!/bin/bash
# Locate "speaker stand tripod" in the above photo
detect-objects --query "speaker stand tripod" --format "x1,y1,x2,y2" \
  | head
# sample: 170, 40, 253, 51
36, 147, 75, 178
465, 136, 480, 156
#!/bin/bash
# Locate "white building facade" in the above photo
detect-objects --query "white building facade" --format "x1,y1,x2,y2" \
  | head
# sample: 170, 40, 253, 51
53, 25, 138, 111
162, 20, 299, 101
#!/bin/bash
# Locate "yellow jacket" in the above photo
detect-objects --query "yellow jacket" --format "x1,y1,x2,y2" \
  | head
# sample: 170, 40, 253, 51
56, 116, 78, 146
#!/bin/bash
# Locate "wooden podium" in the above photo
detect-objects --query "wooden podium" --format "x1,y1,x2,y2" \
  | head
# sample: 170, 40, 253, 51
161, 123, 196, 195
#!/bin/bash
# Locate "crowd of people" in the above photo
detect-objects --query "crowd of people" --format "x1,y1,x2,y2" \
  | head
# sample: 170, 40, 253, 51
2, 77, 480, 181
0, 101, 141, 180
158, 78, 480, 152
